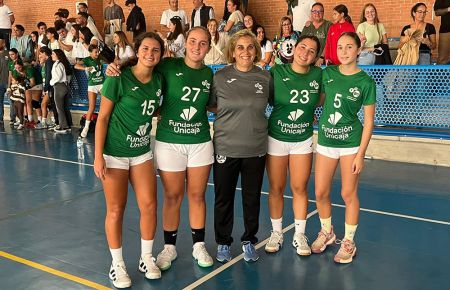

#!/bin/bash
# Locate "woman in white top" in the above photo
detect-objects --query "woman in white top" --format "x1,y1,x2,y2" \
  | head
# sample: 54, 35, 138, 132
50, 49, 73, 133
70, 24, 89, 59
255, 24, 273, 67
46, 27, 60, 51
113, 31, 134, 65
79, 26, 100, 50
205, 19, 228, 65
160, 16, 185, 58
223, 0, 244, 35
356, 3, 388, 65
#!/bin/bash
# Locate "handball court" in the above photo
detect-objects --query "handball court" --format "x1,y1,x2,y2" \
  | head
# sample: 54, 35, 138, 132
0, 126, 449, 290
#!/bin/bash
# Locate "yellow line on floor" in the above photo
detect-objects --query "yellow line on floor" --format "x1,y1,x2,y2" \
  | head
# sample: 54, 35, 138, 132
0, 251, 111, 290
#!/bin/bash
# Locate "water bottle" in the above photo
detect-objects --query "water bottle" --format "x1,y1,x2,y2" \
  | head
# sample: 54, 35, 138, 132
77, 137, 85, 161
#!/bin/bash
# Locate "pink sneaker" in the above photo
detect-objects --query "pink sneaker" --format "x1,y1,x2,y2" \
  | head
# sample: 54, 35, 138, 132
334, 239, 357, 264
311, 227, 336, 254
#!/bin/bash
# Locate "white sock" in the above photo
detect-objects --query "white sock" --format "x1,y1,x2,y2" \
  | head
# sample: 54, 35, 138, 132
110, 247, 124, 264
141, 239, 154, 258
42, 118, 47, 125
51, 116, 55, 122
344, 223, 358, 241
84, 120, 91, 129
38, 116, 42, 122
319, 216, 332, 234
270, 217, 283, 233
28, 114, 33, 122
294, 219, 306, 234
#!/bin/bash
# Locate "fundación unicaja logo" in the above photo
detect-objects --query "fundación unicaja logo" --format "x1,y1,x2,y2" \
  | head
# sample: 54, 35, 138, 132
349, 87, 360, 98
136, 122, 150, 137
309, 80, 319, 89
180, 106, 198, 121
288, 109, 304, 121
328, 112, 342, 125
255, 83, 263, 94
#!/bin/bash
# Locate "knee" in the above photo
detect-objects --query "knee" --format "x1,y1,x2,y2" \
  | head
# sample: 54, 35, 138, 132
164, 192, 183, 207
291, 185, 307, 198
139, 200, 157, 215
106, 205, 125, 221
341, 190, 358, 205
269, 184, 285, 197
315, 187, 330, 202
189, 191, 205, 205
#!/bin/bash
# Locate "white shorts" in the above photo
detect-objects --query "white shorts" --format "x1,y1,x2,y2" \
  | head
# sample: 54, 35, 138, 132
155, 140, 214, 172
29, 84, 43, 91
88, 84, 103, 94
268, 136, 313, 156
316, 145, 359, 159
103, 151, 153, 170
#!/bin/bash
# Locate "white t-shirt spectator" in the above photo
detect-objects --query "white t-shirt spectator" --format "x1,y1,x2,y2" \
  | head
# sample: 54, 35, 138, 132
0, 5, 13, 29
261, 40, 273, 57
115, 45, 135, 64
291, 0, 315, 32
160, 9, 189, 28
167, 34, 185, 58
60, 32, 76, 64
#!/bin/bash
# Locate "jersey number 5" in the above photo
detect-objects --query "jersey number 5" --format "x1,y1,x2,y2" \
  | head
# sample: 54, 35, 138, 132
141, 100, 156, 116
290, 89, 309, 104
333, 93, 342, 109
181, 86, 201, 102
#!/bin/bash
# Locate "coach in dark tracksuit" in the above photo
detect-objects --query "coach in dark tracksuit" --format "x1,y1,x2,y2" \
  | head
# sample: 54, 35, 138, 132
208, 29, 273, 263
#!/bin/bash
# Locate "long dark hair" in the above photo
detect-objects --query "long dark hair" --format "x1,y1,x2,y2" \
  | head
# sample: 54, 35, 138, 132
255, 24, 268, 48
334, 4, 352, 24
207, 19, 220, 45
71, 24, 81, 42
53, 49, 73, 75
79, 27, 94, 44
167, 17, 183, 41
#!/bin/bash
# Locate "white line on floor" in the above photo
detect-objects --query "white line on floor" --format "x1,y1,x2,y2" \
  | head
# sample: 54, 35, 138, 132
0, 149, 93, 167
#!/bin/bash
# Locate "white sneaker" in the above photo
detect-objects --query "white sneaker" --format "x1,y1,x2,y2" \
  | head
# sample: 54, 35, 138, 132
17, 124, 24, 130
109, 261, 132, 288
265, 231, 283, 253
292, 232, 311, 256
156, 245, 177, 271
80, 125, 89, 138
192, 242, 213, 267
138, 255, 161, 280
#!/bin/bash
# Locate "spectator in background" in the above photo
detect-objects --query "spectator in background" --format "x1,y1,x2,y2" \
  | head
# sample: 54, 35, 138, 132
77, 12, 103, 42
357, 3, 388, 65
55, 9, 73, 32
77, 3, 96, 27
35, 46, 56, 130
46, 27, 60, 51
255, 24, 273, 67
159, 16, 185, 58
191, 0, 214, 28
0, 0, 14, 49
70, 24, 89, 60
288, 0, 315, 33
434, 0, 450, 64
324, 4, 355, 65
125, 0, 146, 39
223, 0, 245, 36
273, 16, 300, 64
104, 0, 124, 48
399, 3, 436, 65
205, 19, 228, 65
10, 24, 32, 63
37, 22, 47, 48
301, 2, 331, 66
30, 31, 39, 64
244, 14, 257, 35
160, 0, 189, 33
55, 20, 76, 65
0, 36, 9, 123
222, 0, 247, 20
113, 31, 134, 65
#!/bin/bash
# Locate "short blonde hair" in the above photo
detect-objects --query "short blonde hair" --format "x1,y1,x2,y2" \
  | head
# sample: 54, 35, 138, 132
225, 29, 262, 64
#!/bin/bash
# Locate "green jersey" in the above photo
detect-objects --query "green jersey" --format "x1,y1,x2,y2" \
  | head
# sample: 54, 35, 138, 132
102, 67, 163, 157
83, 56, 105, 86
8, 60, 15, 72
318, 66, 376, 148
269, 64, 322, 142
12, 65, 42, 85
155, 57, 213, 144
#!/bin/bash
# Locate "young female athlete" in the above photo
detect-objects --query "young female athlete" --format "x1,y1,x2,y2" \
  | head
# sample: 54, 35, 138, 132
94, 32, 165, 288
105, 26, 215, 271
264, 35, 322, 256
311, 32, 376, 264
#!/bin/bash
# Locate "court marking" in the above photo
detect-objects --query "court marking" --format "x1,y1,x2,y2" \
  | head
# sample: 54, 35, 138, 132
0, 149, 93, 167
182, 209, 319, 290
0, 251, 111, 290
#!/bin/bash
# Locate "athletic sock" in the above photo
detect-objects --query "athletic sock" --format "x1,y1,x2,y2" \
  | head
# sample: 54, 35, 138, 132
191, 228, 205, 244
270, 217, 283, 233
141, 239, 154, 258
344, 223, 358, 241
319, 216, 332, 234
27, 114, 32, 122
164, 230, 178, 246
110, 247, 124, 264
42, 117, 47, 125
294, 219, 306, 234
37, 116, 42, 122
84, 120, 91, 129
